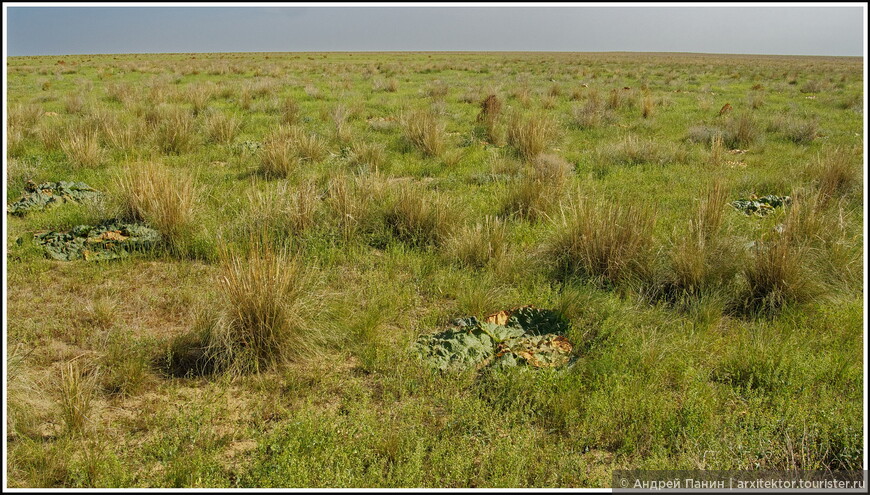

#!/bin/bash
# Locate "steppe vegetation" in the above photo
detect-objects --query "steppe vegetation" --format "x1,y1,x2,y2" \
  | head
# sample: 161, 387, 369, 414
5, 51, 864, 487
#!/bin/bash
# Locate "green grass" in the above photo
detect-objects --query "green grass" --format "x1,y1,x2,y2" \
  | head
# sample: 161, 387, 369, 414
4, 51, 864, 488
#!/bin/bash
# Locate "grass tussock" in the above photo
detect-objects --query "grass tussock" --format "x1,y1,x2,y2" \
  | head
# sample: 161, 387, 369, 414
260, 133, 301, 179
242, 180, 321, 245
548, 198, 657, 286
384, 185, 457, 247
152, 104, 198, 154
115, 161, 198, 252
63, 94, 87, 115
61, 129, 104, 168
204, 111, 242, 145
708, 134, 726, 167
103, 114, 143, 152
7, 125, 26, 158
206, 240, 321, 374
768, 114, 819, 144
325, 173, 387, 243
476, 94, 505, 145
740, 234, 818, 314
57, 359, 100, 435
259, 125, 326, 177
346, 140, 387, 171
808, 147, 861, 203
506, 112, 559, 160
641, 94, 655, 118
723, 112, 761, 149
281, 97, 301, 125
501, 154, 573, 221
285, 125, 328, 162
7, 345, 47, 439
572, 96, 614, 129
667, 180, 737, 297
445, 216, 508, 269
9, 103, 44, 133
185, 83, 214, 115
598, 135, 677, 166
401, 109, 447, 157
372, 77, 399, 93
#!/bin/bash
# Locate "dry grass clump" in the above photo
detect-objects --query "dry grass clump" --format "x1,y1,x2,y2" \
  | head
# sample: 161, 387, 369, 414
286, 125, 327, 162
501, 175, 554, 221
780, 116, 820, 144
61, 128, 105, 168
325, 173, 388, 243
445, 216, 508, 269
506, 112, 559, 160
206, 240, 321, 374
304, 84, 323, 100
82, 297, 117, 331
722, 113, 761, 149
281, 97, 301, 125
36, 118, 68, 151
476, 94, 504, 145
260, 125, 327, 177
501, 154, 572, 221
572, 96, 615, 129
185, 82, 214, 115
548, 198, 657, 286
243, 181, 321, 244
329, 104, 353, 143
540, 94, 558, 110
667, 181, 736, 296
598, 135, 676, 166
7, 345, 48, 439
747, 92, 765, 110
685, 125, 723, 145
152, 104, 198, 154
239, 85, 254, 111
103, 115, 144, 152
105, 82, 136, 105
372, 78, 399, 92
487, 152, 523, 177
260, 136, 300, 179
778, 189, 828, 245
63, 94, 87, 115
740, 235, 817, 314
641, 94, 655, 118
511, 85, 532, 107
9, 104, 45, 133
708, 134, 726, 167
7, 126, 27, 158
530, 153, 574, 186
606, 88, 633, 110
799, 79, 826, 94
401, 109, 447, 157
204, 110, 242, 145
425, 80, 450, 100
57, 359, 100, 435
807, 147, 861, 203
115, 161, 198, 251
384, 185, 457, 247
347, 139, 387, 171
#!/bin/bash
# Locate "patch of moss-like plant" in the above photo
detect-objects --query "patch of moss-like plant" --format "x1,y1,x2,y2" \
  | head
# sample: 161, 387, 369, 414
414, 306, 574, 372
8, 180, 101, 216
731, 194, 791, 217
34, 221, 161, 261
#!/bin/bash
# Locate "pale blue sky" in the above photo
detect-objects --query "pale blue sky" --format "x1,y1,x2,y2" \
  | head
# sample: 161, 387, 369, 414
5, 5, 866, 57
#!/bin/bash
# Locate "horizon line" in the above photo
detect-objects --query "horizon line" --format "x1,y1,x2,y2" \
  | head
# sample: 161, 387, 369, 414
8, 50, 864, 58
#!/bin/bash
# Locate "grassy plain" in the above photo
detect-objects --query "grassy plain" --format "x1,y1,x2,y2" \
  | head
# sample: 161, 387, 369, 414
4, 51, 865, 487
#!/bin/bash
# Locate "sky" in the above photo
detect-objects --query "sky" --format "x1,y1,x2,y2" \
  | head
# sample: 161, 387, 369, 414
4, 4, 866, 57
